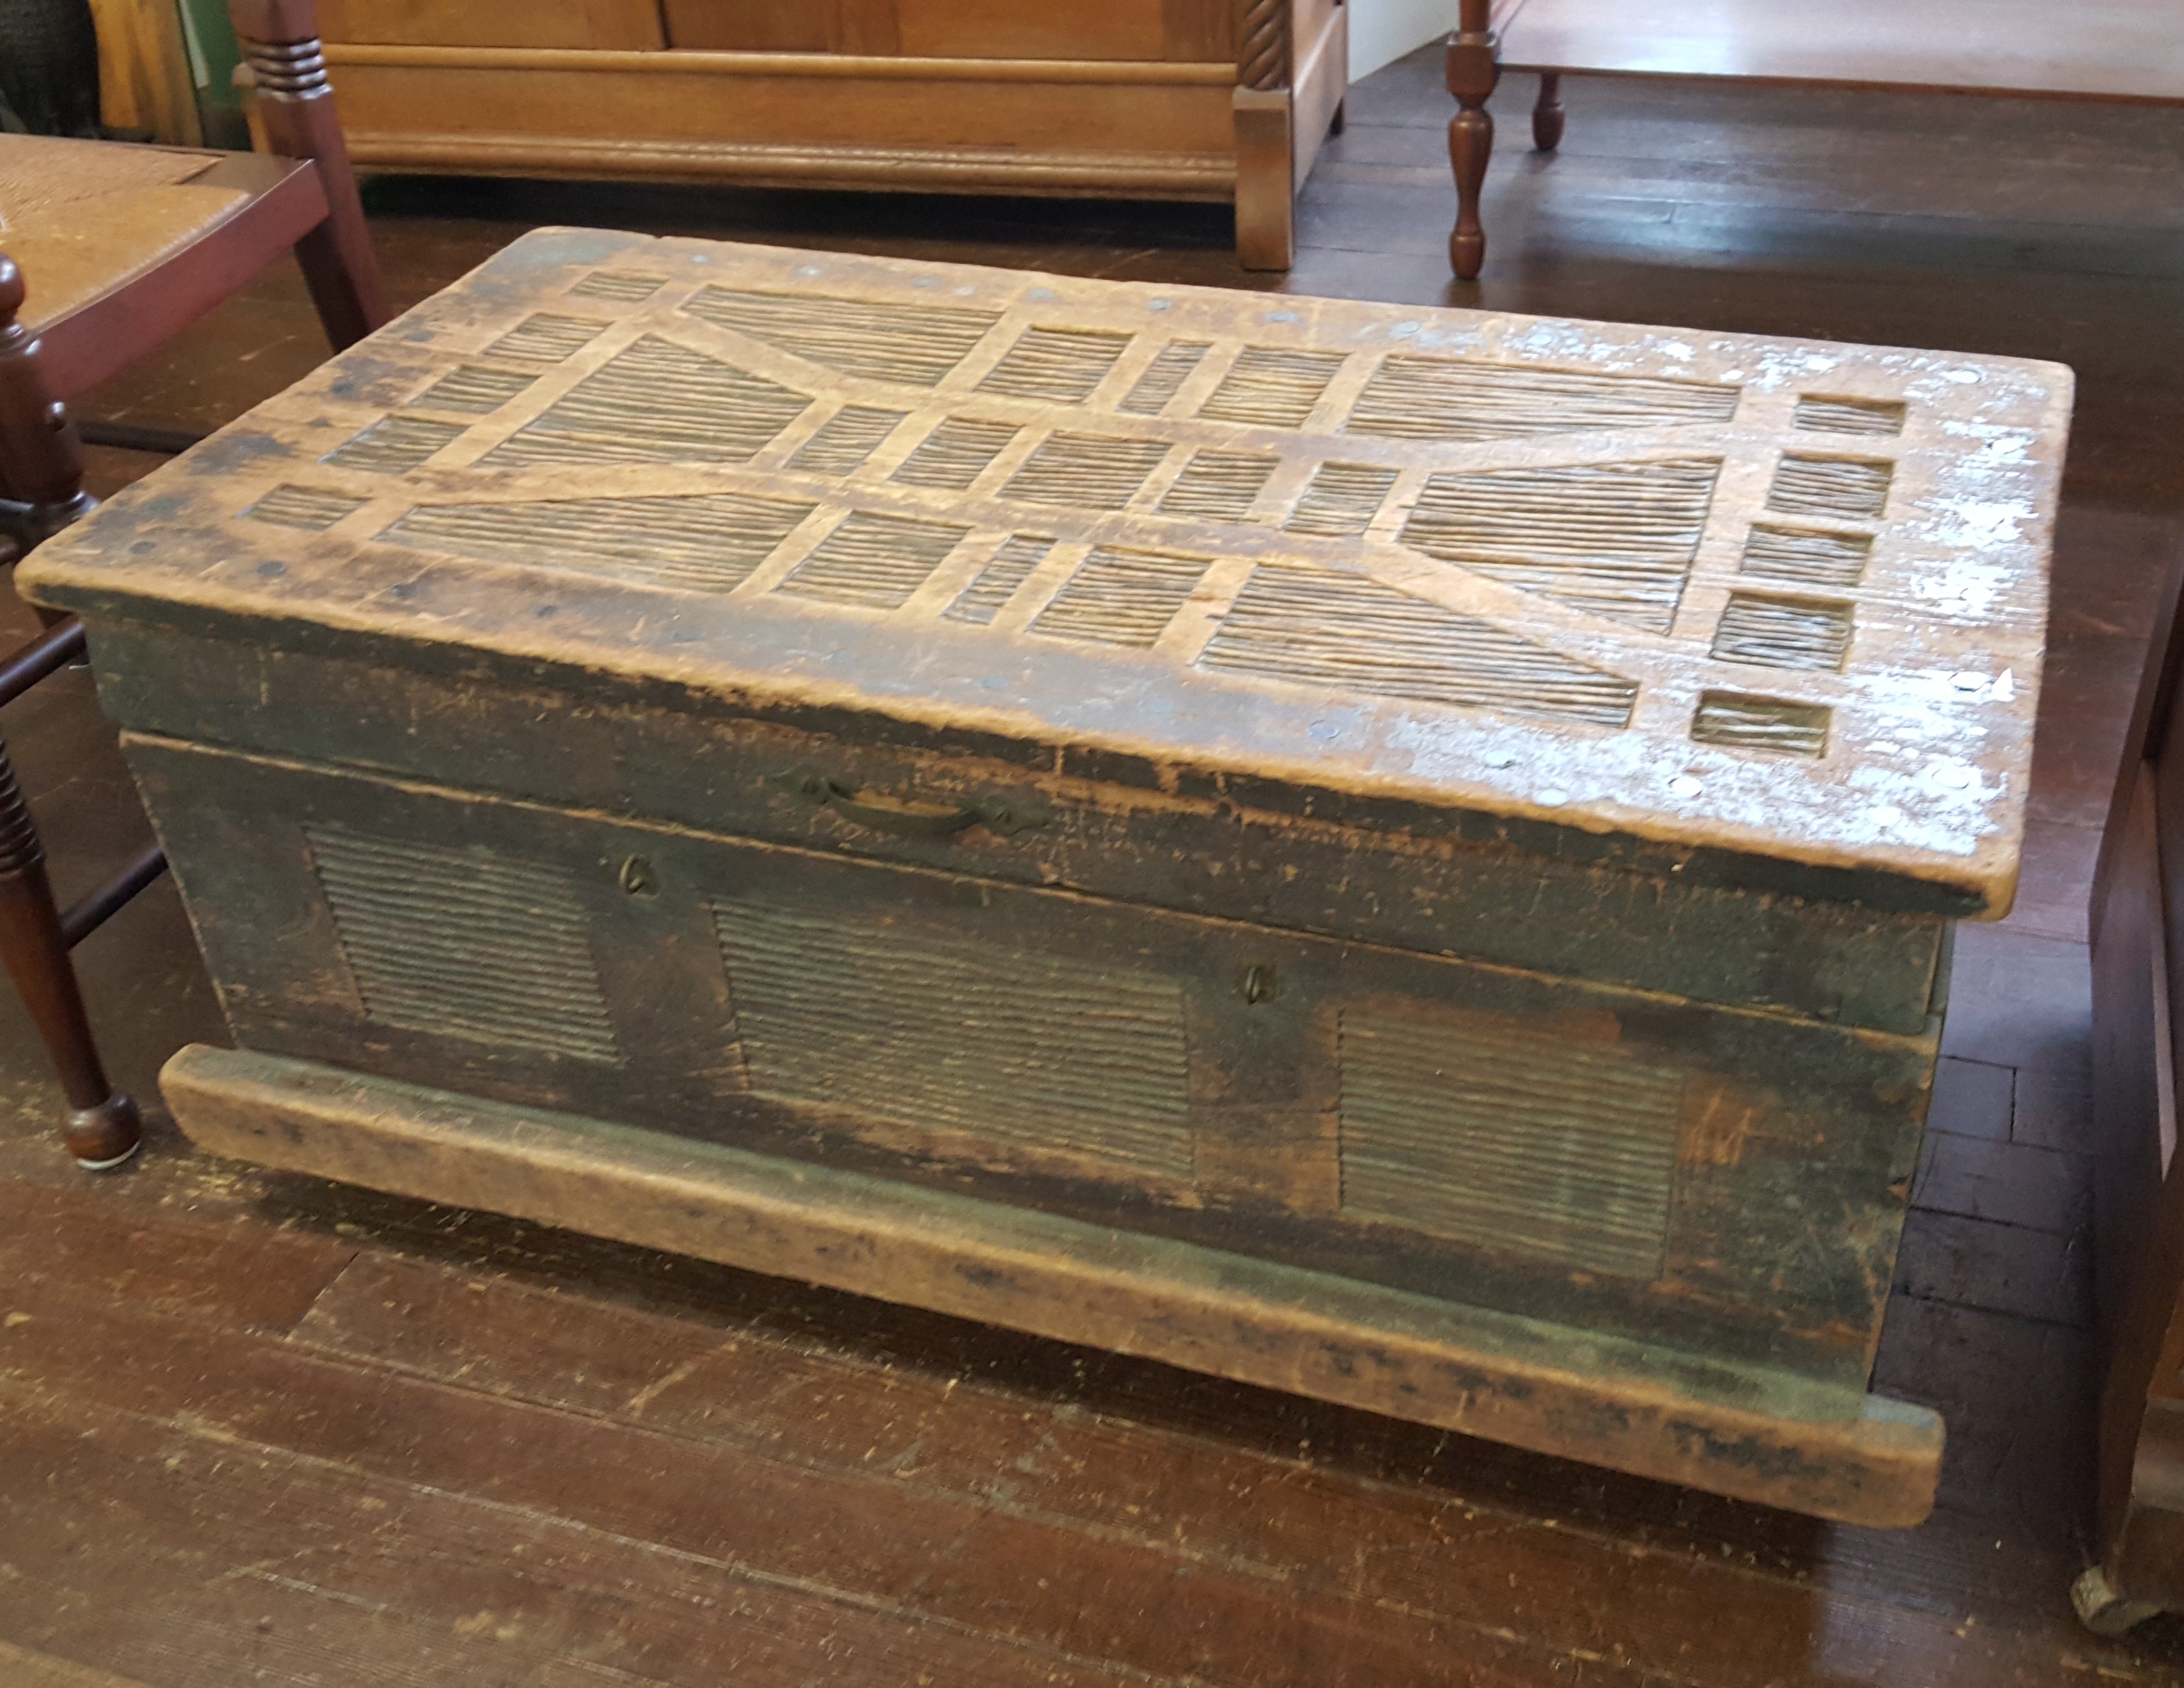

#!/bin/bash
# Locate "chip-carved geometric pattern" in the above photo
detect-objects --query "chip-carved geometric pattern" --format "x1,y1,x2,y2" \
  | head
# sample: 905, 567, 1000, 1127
244, 485, 368, 531
482, 336, 812, 468
568, 270, 668, 302
945, 535, 1056, 625
1400, 459, 1722, 634
308, 826, 620, 1063
1002, 434, 1173, 510
1793, 395, 1904, 437
1117, 341, 1211, 415
1740, 524, 1872, 588
790, 406, 908, 475
1768, 455, 1892, 521
410, 365, 538, 416
1338, 1009, 1682, 1276
1200, 566, 1639, 728
323, 415, 466, 475
1348, 356, 1741, 442
682, 286, 1000, 386
27, 230, 2063, 906
977, 327, 1133, 402
1710, 593, 1856, 672
484, 314, 609, 364
1199, 346, 1347, 428
775, 511, 969, 610
891, 417, 1021, 489
1160, 451, 1277, 521
1029, 547, 1210, 649
1285, 462, 1399, 538
380, 493, 816, 593
1691, 692, 1832, 758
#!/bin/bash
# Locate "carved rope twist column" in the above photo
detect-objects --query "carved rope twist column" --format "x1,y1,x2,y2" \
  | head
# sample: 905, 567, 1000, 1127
1238, 0, 1290, 91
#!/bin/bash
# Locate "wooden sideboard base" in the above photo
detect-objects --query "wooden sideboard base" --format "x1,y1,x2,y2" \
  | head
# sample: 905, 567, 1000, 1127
336, 133, 1237, 198
316, 33, 1343, 268
163, 1043, 1944, 1526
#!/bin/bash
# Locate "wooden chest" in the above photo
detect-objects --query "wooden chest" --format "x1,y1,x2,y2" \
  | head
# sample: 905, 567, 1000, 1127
20, 229, 2066, 1525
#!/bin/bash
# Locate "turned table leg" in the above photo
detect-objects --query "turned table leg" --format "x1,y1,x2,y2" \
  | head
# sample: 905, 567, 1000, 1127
1533, 72, 1565, 150
1446, 0, 1501, 281
0, 729, 140, 1168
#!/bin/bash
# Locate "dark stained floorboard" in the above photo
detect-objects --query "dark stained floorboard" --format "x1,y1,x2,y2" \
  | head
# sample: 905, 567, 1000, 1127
1, 43, 2181, 1685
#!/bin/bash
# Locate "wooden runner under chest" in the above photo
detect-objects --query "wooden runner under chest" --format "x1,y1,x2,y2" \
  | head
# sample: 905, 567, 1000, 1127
21, 229, 2066, 1525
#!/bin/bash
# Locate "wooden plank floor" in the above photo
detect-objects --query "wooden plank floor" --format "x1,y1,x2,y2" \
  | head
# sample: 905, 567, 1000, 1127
2, 45, 2181, 1684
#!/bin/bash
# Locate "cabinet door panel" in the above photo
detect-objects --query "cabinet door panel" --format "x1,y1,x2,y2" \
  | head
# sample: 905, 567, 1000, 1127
660, 0, 836, 50
894, 0, 1169, 61
322, 0, 665, 48
1162, 0, 1233, 62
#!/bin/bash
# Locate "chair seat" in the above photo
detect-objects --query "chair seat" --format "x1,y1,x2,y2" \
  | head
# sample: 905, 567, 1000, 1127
0, 134, 223, 223
0, 137, 260, 334
0, 137, 329, 399
6, 185, 261, 333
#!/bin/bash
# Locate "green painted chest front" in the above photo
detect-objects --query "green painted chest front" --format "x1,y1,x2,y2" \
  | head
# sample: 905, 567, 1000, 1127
20, 228, 2068, 1524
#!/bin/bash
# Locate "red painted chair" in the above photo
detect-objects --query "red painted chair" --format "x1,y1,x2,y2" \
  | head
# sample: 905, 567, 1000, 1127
0, 0, 387, 1168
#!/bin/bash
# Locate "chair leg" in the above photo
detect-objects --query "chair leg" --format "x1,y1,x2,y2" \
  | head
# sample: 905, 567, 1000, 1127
0, 729, 140, 1169
0, 255, 95, 544
228, 1, 391, 350
1533, 72, 1565, 151
1446, 0, 1501, 281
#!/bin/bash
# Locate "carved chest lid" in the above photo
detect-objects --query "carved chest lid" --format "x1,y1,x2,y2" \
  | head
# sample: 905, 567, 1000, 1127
21, 229, 2067, 916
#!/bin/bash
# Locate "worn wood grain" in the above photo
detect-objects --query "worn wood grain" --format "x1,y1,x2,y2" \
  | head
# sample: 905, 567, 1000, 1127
0, 1178, 354, 1331
0, 1640, 153, 1688
162, 1043, 1945, 1526
20, 227, 2059, 911
0, 1380, 1192, 1688
0, 1276, 1642, 1687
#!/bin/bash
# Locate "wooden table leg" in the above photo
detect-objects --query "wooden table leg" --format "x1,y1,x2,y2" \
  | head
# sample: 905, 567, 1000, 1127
0, 730, 140, 1169
1446, 0, 1501, 281
1533, 72, 1565, 150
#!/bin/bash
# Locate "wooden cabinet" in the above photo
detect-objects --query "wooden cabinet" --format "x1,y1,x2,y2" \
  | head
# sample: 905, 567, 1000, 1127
310, 0, 1342, 268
